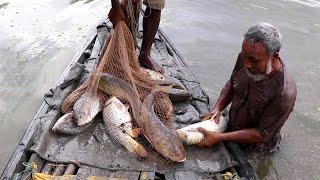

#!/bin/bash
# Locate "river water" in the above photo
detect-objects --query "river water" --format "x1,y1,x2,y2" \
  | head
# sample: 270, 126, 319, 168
1, 0, 319, 179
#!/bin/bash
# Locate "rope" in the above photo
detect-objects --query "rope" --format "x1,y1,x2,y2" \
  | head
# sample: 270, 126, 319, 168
125, 0, 139, 40
14, 162, 37, 180
141, 0, 152, 18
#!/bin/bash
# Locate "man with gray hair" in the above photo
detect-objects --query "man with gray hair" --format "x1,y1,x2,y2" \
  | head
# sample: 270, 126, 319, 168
199, 23, 297, 152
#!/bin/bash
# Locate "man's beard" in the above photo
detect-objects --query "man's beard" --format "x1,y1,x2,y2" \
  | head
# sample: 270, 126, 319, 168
245, 59, 273, 81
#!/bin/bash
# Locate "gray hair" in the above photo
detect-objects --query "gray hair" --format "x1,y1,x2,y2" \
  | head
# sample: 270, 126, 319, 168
244, 22, 282, 56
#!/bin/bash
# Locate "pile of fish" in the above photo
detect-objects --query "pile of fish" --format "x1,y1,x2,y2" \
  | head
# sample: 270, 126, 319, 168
51, 68, 230, 162
51, 70, 191, 162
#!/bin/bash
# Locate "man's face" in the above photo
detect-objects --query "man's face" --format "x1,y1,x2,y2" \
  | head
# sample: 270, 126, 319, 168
241, 40, 270, 76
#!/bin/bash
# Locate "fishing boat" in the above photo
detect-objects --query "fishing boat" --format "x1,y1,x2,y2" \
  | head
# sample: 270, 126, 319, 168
1, 19, 259, 180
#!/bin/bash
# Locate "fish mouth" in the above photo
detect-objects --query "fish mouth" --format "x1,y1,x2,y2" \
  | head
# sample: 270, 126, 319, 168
176, 157, 186, 162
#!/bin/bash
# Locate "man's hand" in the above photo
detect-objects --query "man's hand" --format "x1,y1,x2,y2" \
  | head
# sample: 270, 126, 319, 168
108, 0, 125, 27
197, 127, 222, 148
201, 108, 221, 124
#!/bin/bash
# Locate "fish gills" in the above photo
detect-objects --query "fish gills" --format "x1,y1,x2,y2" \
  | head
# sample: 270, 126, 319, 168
176, 116, 229, 145
103, 96, 148, 158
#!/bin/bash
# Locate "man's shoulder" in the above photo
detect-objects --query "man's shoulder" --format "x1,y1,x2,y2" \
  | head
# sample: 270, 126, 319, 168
280, 65, 297, 106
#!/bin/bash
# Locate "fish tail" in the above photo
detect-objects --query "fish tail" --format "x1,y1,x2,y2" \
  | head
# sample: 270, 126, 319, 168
129, 138, 148, 158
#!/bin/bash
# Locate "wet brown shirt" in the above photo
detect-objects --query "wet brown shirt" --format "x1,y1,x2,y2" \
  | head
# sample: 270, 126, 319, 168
228, 54, 297, 151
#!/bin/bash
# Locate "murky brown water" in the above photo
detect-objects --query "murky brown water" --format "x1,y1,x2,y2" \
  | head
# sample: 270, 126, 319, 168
1, 0, 320, 179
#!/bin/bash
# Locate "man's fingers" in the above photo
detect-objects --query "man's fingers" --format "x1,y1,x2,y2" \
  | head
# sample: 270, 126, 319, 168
209, 111, 218, 120
197, 139, 211, 148
201, 115, 210, 121
213, 116, 220, 124
198, 127, 209, 136
201, 111, 217, 121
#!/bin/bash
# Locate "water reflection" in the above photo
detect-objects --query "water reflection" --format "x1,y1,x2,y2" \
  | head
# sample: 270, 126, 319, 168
0, 0, 109, 172
70, 0, 97, 4
0, 2, 9, 9
247, 151, 280, 179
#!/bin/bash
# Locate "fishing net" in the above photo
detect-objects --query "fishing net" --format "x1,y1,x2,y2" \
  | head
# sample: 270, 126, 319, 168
61, 21, 175, 164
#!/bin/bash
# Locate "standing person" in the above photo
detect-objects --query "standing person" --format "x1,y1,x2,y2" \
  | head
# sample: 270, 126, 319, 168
199, 23, 297, 152
108, 0, 165, 73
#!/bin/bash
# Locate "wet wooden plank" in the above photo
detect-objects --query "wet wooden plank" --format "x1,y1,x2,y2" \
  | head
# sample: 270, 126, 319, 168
63, 164, 78, 175
40, 162, 53, 174
52, 164, 67, 176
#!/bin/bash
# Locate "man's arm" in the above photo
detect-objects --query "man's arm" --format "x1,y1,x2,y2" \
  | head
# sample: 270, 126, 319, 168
109, 0, 125, 27
111, 0, 120, 7
214, 79, 234, 112
198, 128, 266, 148
203, 79, 234, 121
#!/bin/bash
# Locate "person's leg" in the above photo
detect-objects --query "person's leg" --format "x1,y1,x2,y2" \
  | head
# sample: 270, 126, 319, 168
108, 0, 125, 27
138, 7, 164, 73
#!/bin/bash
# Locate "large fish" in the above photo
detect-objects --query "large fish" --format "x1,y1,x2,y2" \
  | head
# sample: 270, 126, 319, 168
140, 87, 186, 162
51, 112, 92, 135
103, 96, 148, 158
176, 116, 229, 145
98, 73, 142, 125
73, 92, 104, 126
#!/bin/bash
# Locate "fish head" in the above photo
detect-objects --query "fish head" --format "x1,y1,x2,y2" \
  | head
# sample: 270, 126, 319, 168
157, 132, 186, 162
52, 112, 74, 132
105, 96, 127, 112
73, 92, 101, 126
75, 109, 92, 126
165, 141, 186, 162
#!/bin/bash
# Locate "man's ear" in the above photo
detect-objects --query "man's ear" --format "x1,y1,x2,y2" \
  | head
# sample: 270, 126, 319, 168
272, 52, 279, 62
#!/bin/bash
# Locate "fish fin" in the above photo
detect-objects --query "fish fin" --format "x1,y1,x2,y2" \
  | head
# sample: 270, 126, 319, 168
134, 143, 148, 158
129, 128, 142, 137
